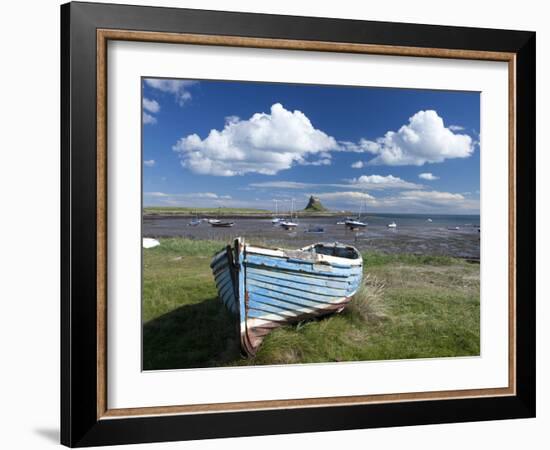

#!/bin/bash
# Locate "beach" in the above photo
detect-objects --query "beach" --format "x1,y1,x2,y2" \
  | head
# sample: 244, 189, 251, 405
143, 213, 480, 260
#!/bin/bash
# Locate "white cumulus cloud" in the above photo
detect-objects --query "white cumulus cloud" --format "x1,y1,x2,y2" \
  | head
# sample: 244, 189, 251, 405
144, 78, 196, 106
315, 191, 376, 204
173, 103, 339, 176
249, 181, 312, 189
142, 112, 157, 125
144, 192, 231, 200
398, 190, 464, 202
358, 110, 474, 166
142, 98, 160, 114
346, 174, 422, 190
351, 161, 364, 169
249, 174, 422, 191
418, 172, 439, 181
143, 159, 156, 167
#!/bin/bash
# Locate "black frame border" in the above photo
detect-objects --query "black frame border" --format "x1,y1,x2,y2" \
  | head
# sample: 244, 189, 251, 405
61, 2, 535, 447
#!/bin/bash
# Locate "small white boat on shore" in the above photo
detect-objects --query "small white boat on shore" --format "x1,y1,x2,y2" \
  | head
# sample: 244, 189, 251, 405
143, 238, 160, 249
387, 221, 397, 228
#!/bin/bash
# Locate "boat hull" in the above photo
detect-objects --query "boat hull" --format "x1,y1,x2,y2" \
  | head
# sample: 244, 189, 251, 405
210, 238, 363, 356
345, 220, 367, 229
211, 222, 234, 227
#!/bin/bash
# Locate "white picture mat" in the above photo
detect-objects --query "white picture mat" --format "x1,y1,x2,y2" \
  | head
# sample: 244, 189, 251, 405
107, 40, 509, 410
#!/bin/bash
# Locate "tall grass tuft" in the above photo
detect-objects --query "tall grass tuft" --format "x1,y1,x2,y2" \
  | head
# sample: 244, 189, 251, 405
349, 274, 388, 323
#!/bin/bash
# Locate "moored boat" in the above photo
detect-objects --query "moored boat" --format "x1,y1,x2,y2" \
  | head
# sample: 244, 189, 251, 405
279, 198, 298, 230
210, 238, 363, 356
344, 199, 368, 229
210, 221, 235, 227
305, 226, 325, 234
279, 220, 298, 230
345, 219, 367, 229
271, 200, 283, 224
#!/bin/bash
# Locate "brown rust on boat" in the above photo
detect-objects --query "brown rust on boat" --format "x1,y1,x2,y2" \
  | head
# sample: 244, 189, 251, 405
240, 295, 353, 357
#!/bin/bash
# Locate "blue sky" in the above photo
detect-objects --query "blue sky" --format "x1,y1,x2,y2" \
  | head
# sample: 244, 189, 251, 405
142, 78, 480, 214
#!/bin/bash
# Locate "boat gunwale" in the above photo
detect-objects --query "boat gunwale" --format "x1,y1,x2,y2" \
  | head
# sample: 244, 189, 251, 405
246, 243, 363, 267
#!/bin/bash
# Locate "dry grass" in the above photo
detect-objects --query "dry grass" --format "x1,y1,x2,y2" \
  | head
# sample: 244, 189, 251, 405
348, 274, 389, 323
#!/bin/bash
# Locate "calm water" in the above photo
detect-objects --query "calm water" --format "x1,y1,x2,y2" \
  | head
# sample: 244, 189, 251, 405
143, 213, 480, 259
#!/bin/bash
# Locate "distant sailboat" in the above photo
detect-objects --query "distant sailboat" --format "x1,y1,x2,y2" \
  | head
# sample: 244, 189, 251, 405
345, 219, 367, 229
280, 198, 298, 230
271, 199, 283, 225
345, 200, 367, 229
188, 210, 202, 226
387, 221, 397, 228
427, 218, 433, 223
209, 206, 235, 227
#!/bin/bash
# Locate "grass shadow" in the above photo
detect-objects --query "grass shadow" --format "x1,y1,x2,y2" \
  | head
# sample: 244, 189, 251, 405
143, 296, 241, 370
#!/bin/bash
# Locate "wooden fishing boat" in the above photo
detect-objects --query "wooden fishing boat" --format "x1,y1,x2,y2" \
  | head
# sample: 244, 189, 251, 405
210, 237, 363, 356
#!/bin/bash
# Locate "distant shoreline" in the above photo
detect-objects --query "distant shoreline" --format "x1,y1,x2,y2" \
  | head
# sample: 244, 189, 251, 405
143, 212, 346, 219
143, 208, 480, 220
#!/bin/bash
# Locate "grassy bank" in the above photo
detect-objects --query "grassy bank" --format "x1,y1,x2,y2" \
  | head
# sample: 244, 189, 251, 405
143, 238, 480, 370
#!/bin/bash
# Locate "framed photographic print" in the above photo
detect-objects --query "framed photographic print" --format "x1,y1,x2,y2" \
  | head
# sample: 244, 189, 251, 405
61, 1, 536, 447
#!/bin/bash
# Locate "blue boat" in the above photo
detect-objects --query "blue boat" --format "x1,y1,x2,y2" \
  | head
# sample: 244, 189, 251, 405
210, 237, 363, 356
305, 226, 325, 234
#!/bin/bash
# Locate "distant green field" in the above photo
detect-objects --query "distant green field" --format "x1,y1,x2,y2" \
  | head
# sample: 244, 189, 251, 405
142, 238, 480, 370
144, 206, 270, 215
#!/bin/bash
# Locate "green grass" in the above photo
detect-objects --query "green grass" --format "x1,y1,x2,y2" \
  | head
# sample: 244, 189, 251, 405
143, 238, 480, 370
144, 206, 269, 215
143, 206, 347, 217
